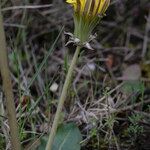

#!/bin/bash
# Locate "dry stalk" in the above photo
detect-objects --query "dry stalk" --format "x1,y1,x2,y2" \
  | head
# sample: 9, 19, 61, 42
0, 9, 21, 150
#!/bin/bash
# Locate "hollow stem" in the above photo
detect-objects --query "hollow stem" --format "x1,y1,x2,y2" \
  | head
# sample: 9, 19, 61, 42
0, 10, 21, 150
45, 46, 81, 150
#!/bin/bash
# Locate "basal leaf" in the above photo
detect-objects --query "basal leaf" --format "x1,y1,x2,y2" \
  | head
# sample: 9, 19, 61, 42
37, 122, 82, 150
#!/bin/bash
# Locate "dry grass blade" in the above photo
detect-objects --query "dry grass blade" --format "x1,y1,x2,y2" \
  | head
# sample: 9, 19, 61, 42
1, 4, 53, 11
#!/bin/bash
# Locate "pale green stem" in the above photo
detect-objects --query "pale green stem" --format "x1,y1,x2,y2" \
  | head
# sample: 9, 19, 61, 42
45, 46, 81, 150
0, 10, 21, 149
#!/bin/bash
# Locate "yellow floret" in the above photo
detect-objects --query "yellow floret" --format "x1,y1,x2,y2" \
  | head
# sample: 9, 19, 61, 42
66, 0, 110, 18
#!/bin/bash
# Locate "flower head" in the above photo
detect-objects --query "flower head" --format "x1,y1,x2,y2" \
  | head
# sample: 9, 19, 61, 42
67, 0, 110, 19
66, 0, 110, 44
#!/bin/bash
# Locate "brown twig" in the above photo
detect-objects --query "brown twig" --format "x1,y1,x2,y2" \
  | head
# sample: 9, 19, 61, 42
0, 9, 21, 150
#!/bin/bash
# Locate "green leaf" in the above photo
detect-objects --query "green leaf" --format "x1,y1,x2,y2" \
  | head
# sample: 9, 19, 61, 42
122, 81, 144, 94
38, 123, 82, 150
121, 81, 145, 103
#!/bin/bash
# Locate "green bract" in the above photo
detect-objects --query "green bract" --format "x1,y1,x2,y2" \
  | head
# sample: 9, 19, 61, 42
67, 0, 110, 43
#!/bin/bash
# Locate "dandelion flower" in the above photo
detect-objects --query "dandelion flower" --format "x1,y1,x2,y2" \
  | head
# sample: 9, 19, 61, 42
66, 0, 110, 44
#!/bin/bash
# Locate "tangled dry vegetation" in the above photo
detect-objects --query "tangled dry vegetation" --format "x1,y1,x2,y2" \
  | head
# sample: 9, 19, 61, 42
0, 0, 150, 149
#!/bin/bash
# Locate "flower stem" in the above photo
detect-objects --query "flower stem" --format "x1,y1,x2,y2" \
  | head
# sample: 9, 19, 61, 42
45, 46, 81, 150
0, 10, 21, 150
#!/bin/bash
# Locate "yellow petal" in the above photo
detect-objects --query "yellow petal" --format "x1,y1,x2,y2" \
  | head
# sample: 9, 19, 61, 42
97, 0, 110, 15
67, 0, 110, 18
66, 0, 77, 11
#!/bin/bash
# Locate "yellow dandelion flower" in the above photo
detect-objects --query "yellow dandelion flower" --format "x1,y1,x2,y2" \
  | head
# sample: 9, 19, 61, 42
67, 0, 110, 18
66, 0, 110, 43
